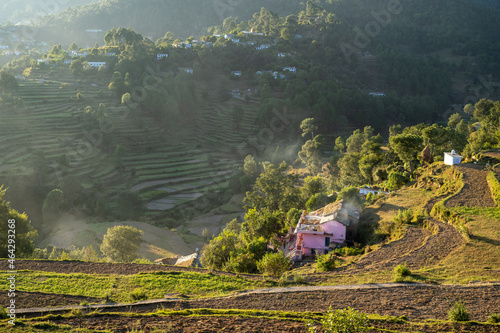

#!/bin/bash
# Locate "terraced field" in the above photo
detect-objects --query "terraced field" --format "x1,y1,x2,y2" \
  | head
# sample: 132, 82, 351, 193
0, 68, 265, 218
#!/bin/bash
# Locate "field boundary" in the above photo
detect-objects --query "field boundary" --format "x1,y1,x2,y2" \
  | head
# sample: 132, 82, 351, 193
14, 282, 500, 317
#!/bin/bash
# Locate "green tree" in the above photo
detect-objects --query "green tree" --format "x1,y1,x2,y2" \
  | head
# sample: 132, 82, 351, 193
244, 162, 300, 213
338, 153, 365, 186
300, 118, 318, 139
346, 129, 365, 154
463, 103, 475, 118
337, 186, 363, 207
121, 92, 132, 105
0, 186, 37, 258
298, 134, 325, 174
100, 225, 143, 262
243, 154, 258, 177
334, 136, 346, 153
201, 228, 237, 270
0, 71, 18, 92
307, 307, 368, 333
108, 71, 126, 98
69, 42, 79, 51
69, 59, 84, 76
359, 153, 382, 184
448, 113, 462, 128
257, 251, 290, 277
242, 208, 286, 240
390, 134, 423, 173
42, 189, 64, 227
302, 176, 327, 201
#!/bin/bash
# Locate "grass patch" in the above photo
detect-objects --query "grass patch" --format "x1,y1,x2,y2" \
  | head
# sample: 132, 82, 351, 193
0, 270, 268, 301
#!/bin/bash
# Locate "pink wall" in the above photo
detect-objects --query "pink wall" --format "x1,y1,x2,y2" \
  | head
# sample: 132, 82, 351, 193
322, 220, 346, 238
300, 221, 346, 256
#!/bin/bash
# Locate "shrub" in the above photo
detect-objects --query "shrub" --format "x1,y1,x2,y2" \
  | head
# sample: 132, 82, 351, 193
0, 306, 7, 319
307, 306, 368, 333
448, 298, 469, 322
487, 313, 500, 323
385, 171, 409, 191
316, 252, 336, 272
486, 171, 500, 206
129, 288, 147, 301
393, 263, 412, 282
334, 247, 364, 256
257, 252, 291, 277
393, 209, 413, 225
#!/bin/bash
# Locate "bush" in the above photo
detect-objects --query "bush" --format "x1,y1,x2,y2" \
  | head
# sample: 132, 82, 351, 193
316, 252, 336, 272
257, 252, 291, 277
393, 263, 412, 282
129, 288, 148, 301
334, 247, 364, 256
448, 298, 469, 322
385, 171, 409, 191
393, 209, 413, 225
0, 306, 7, 319
486, 171, 500, 206
487, 313, 500, 323
307, 306, 368, 333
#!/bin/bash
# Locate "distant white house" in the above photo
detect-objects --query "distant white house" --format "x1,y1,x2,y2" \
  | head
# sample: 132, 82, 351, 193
231, 71, 242, 77
179, 67, 193, 74
369, 92, 386, 97
231, 38, 240, 43
0, 45, 8, 49
256, 44, 271, 50
283, 66, 297, 73
157, 53, 169, 60
87, 62, 107, 69
85, 29, 103, 33
295, 34, 303, 38
444, 150, 463, 166
63, 59, 73, 64
277, 52, 286, 58
359, 186, 388, 196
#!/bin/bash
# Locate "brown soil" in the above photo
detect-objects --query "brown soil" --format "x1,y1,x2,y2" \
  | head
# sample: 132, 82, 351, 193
0, 260, 261, 280
446, 164, 496, 207
52, 315, 500, 333
0, 291, 101, 309
14, 284, 500, 332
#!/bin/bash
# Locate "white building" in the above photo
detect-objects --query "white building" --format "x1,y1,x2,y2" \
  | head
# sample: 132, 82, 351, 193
231, 71, 242, 77
283, 66, 297, 73
157, 54, 169, 60
444, 150, 463, 166
87, 62, 107, 69
179, 67, 193, 74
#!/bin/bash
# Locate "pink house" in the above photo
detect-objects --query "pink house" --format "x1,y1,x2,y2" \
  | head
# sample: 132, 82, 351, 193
285, 200, 360, 261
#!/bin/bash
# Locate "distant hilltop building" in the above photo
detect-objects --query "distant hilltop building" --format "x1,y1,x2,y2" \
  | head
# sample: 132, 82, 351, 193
85, 29, 103, 33
369, 92, 385, 97
444, 150, 463, 166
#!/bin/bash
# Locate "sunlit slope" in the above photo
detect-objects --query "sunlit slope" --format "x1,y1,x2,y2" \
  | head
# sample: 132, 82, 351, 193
0, 69, 263, 211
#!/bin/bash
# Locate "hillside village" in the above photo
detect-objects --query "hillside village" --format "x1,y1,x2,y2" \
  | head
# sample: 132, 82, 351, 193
0, 0, 500, 332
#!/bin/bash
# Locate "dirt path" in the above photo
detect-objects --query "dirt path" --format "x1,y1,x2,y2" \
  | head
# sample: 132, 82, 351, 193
447, 164, 495, 207
6, 283, 500, 332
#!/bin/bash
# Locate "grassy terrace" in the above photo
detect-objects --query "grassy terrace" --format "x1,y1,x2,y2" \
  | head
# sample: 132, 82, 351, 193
0, 270, 266, 301
0, 68, 265, 212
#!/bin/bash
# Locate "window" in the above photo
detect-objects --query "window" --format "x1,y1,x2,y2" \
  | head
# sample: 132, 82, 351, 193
325, 237, 330, 247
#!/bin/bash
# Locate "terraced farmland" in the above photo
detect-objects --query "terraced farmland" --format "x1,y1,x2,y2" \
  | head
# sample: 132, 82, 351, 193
0, 68, 264, 218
